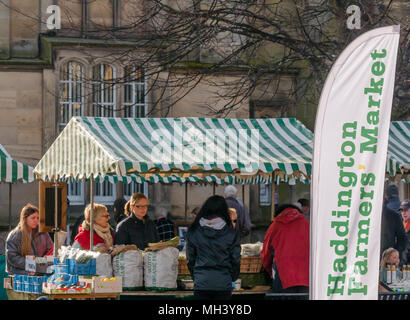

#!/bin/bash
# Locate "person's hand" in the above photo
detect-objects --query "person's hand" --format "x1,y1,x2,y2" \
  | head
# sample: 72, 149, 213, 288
28, 272, 35, 276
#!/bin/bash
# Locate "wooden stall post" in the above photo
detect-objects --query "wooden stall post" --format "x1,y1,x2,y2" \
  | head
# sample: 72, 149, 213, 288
53, 179, 59, 257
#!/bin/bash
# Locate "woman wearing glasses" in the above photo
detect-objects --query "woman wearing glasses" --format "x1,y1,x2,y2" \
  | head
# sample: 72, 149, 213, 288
114, 193, 159, 250
73, 203, 114, 251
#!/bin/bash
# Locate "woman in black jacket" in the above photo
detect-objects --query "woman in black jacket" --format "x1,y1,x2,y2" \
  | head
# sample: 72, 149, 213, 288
186, 195, 241, 300
114, 193, 159, 250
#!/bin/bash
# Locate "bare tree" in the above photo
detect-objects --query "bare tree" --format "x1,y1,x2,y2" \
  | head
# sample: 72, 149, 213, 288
6, 0, 408, 118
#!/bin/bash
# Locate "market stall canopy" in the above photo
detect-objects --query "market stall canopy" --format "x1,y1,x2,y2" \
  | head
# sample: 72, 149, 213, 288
0, 144, 35, 183
386, 121, 410, 181
34, 116, 313, 182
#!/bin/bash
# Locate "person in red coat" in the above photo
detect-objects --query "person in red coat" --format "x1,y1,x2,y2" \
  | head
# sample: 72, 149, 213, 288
73, 203, 114, 251
261, 204, 309, 293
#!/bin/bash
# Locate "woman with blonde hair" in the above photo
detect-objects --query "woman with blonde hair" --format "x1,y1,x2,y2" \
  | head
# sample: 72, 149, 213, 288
73, 203, 114, 251
114, 193, 159, 250
379, 247, 402, 283
5, 204, 53, 275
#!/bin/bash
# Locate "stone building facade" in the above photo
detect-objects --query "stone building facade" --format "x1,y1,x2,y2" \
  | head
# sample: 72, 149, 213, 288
0, 1, 407, 243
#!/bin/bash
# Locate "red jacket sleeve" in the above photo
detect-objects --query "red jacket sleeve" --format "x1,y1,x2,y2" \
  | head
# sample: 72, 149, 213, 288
261, 222, 275, 276
46, 247, 53, 256
74, 230, 91, 250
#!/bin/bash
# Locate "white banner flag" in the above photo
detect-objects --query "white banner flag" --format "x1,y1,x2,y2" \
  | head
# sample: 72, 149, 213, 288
310, 25, 400, 300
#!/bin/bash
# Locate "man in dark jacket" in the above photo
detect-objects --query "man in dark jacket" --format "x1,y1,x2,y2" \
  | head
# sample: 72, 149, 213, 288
261, 204, 309, 293
114, 196, 159, 250
385, 185, 402, 217
380, 202, 407, 265
155, 214, 175, 242
399, 200, 410, 264
224, 185, 252, 237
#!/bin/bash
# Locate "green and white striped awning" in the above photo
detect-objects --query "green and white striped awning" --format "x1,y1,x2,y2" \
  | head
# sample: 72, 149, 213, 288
95, 172, 309, 185
49, 172, 309, 186
34, 116, 313, 183
386, 121, 410, 181
0, 144, 35, 183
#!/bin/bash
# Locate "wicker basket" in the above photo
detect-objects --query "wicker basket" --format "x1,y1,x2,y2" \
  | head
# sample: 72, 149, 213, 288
240, 256, 262, 273
178, 258, 190, 275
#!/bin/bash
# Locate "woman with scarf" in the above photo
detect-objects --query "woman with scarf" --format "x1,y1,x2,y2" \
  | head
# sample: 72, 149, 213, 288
73, 203, 114, 251
6, 204, 53, 275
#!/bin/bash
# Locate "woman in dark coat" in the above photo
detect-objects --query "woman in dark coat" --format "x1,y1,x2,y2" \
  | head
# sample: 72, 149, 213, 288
186, 195, 241, 300
114, 193, 159, 250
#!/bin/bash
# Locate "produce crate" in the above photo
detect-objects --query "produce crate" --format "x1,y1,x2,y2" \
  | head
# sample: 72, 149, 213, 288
42, 282, 92, 294
92, 276, 122, 294
13, 275, 49, 294
53, 263, 69, 274
239, 273, 267, 288
178, 258, 190, 275
66, 258, 96, 275
48, 274, 79, 287
240, 256, 262, 274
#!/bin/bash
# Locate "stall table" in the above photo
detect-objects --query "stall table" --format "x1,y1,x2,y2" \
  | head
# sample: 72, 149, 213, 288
120, 288, 271, 300
6, 288, 119, 300
48, 292, 119, 300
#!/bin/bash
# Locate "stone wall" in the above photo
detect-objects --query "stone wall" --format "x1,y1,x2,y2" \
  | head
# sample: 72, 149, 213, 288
0, 71, 42, 228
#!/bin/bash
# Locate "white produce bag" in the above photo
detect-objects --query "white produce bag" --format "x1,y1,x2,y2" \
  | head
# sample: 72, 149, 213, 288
95, 253, 113, 277
144, 247, 179, 290
113, 249, 144, 290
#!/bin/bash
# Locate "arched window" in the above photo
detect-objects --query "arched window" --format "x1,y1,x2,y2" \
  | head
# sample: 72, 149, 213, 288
92, 63, 117, 117
59, 61, 85, 129
124, 66, 146, 117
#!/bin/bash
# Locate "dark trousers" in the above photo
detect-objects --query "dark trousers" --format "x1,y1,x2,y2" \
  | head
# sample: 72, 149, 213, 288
283, 286, 309, 293
194, 290, 232, 300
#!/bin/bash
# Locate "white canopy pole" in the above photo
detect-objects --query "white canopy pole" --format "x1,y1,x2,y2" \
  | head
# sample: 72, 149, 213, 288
184, 182, 188, 222
89, 174, 94, 250
8, 183, 12, 231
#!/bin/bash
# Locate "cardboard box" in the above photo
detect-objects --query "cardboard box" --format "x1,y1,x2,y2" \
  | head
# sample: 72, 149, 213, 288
42, 282, 92, 294
25, 256, 54, 274
92, 276, 122, 293
3, 278, 12, 290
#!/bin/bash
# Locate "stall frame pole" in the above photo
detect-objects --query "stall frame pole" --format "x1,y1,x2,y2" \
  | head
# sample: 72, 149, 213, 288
8, 183, 12, 231
270, 173, 275, 221
89, 175, 94, 250
184, 182, 188, 222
